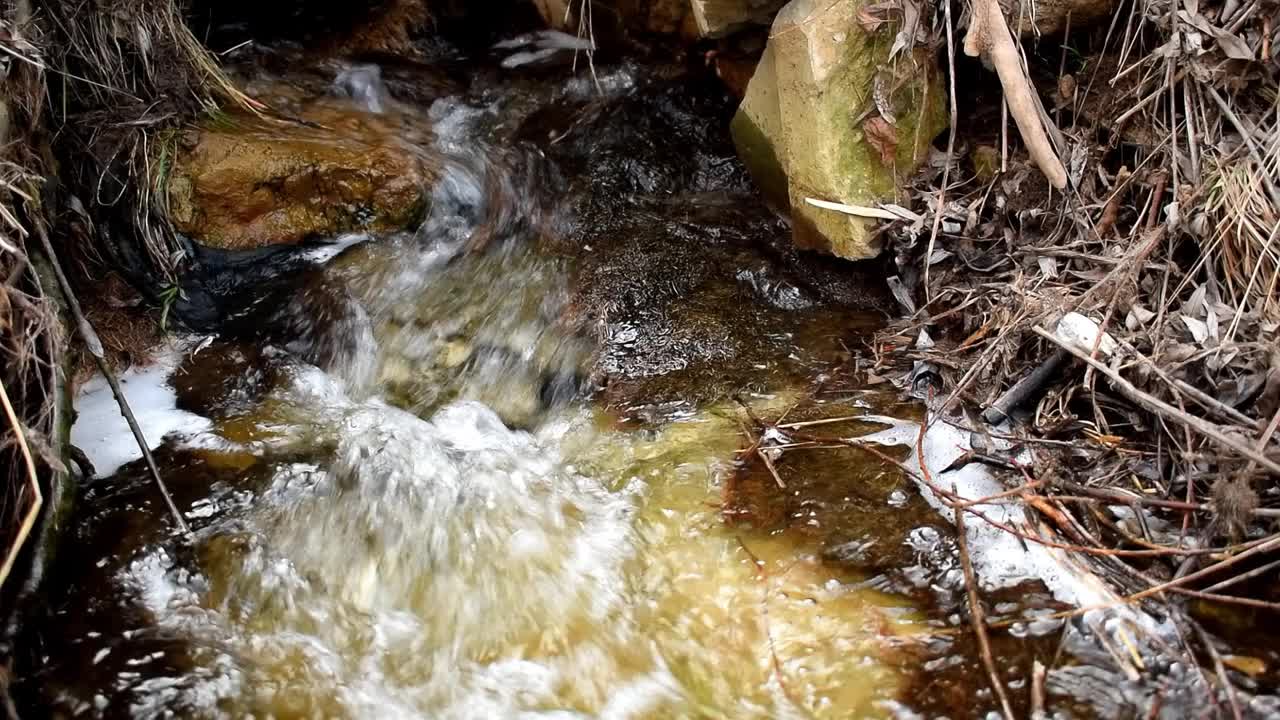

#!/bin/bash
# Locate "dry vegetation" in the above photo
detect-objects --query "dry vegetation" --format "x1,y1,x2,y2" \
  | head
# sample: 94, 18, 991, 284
39, 0, 262, 284
1, 1, 57, 596
872, 0, 1280, 674
0, 0, 257, 607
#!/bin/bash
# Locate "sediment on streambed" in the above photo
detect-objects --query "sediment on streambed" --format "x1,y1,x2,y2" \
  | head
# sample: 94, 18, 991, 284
1, 0, 1278, 718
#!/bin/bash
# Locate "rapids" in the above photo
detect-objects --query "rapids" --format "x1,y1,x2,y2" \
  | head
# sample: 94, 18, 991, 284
26, 40, 1252, 720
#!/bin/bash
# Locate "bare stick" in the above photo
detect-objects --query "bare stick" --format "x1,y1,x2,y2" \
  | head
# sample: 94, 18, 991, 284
921, 395, 1012, 718
1033, 326, 1280, 476
956, 497, 1017, 720
34, 226, 190, 535
0, 379, 43, 588
1030, 660, 1047, 719
1202, 557, 1280, 593
1193, 623, 1244, 720
964, 0, 1068, 187
925, 0, 961, 304
736, 536, 805, 713
758, 447, 787, 489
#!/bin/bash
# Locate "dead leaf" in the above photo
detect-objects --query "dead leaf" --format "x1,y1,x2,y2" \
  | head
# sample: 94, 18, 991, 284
864, 117, 899, 166
1222, 656, 1267, 677
1181, 315, 1210, 343
856, 1, 898, 32
1178, 10, 1256, 59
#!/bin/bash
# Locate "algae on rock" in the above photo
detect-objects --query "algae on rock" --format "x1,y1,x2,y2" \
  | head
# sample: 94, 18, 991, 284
731, 0, 947, 260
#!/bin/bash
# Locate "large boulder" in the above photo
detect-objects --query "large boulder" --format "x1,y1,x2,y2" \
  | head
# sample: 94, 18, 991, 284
731, 0, 947, 260
167, 105, 434, 251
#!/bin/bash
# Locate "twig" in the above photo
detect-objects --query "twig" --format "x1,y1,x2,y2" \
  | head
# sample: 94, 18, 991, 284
0, 379, 43, 589
922, 396, 1009, 719
758, 447, 787, 489
1193, 623, 1244, 720
1030, 659, 1047, 719
925, 0, 961, 304
1127, 534, 1280, 604
34, 225, 189, 534
1033, 326, 1280, 476
736, 536, 808, 715
955, 494, 1017, 720
777, 414, 868, 430
1202, 557, 1280, 593
853, 440, 1222, 556
1055, 481, 1280, 518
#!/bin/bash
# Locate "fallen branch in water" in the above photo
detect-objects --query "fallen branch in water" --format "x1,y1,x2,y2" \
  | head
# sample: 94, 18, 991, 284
736, 536, 807, 715
33, 224, 190, 535
908, 396, 1015, 716
954, 490, 1017, 720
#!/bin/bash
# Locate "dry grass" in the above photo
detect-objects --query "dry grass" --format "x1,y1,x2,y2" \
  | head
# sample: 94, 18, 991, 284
864, 0, 1279, 708
0, 5, 57, 592
0, 0, 257, 593
40, 0, 262, 283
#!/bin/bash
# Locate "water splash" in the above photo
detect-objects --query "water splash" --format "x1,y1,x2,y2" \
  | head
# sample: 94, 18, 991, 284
335, 64, 389, 113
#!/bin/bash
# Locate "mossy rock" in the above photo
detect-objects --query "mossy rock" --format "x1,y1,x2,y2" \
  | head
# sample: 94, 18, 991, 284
732, 0, 948, 260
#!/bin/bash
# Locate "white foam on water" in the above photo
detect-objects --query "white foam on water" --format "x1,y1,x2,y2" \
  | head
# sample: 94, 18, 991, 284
116, 369, 655, 717
71, 347, 213, 478
300, 231, 370, 263
334, 64, 388, 113
493, 30, 594, 52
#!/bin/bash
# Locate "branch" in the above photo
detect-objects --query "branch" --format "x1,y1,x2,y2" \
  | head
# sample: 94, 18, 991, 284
964, 0, 1069, 188
34, 224, 190, 535
1033, 326, 1280, 476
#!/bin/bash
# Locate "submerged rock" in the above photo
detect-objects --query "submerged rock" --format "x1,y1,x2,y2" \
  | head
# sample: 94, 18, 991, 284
731, 0, 947, 259
167, 106, 435, 250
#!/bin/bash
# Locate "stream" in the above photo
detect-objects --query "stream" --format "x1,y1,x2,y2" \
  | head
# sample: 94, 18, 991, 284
20, 39, 1265, 720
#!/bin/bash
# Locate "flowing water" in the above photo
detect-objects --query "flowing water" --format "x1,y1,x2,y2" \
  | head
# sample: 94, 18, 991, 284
26, 44, 1263, 720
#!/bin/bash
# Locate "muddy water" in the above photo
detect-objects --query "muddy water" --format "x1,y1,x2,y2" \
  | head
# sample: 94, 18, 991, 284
24, 53, 1152, 719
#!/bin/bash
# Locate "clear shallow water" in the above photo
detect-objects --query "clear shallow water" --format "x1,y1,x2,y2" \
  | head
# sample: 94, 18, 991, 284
97, 362, 916, 719
38, 48, 1263, 720
43, 61, 927, 715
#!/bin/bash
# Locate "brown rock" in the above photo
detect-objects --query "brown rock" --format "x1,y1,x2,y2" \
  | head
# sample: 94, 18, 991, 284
330, 0, 430, 56
167, 106, 433, 250
532, 0, 575, 30
532, 0, 699, 39
999, 0, 1117, 36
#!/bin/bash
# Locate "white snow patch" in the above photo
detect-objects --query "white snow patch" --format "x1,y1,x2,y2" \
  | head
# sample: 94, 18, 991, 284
856, 415, 1150, 622
71, 349, 213, 478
